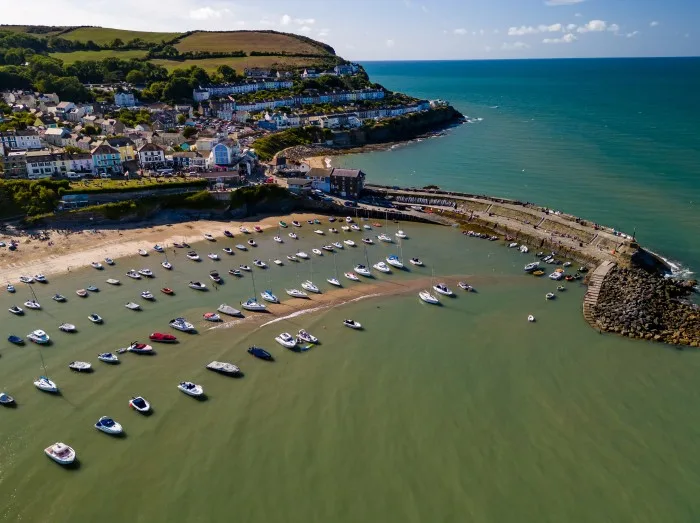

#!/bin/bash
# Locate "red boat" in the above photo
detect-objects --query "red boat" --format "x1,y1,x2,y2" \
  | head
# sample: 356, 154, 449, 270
161, 288, 174, 295
128, 342, 153, 354
254, 226, 262, 233
149, 332, 178, 343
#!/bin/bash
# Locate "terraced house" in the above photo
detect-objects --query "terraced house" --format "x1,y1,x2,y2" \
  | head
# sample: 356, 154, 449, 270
137, 143, 166, 170
91, 141, 122, 175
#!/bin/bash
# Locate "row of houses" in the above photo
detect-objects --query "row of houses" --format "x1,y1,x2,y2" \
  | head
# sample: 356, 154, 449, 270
193, 81, 294, 102
282, 168, 366, 199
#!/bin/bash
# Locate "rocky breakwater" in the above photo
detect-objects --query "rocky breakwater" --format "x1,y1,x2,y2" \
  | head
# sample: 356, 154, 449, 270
591, 266, 700, 347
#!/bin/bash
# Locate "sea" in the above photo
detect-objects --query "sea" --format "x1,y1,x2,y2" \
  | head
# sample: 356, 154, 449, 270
2, 59, 700, 523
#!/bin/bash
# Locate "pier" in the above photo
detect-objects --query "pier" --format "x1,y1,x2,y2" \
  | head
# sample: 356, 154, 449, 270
582, 260, 616, 327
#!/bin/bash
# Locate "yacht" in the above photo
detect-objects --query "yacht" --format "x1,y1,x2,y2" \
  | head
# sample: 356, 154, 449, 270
373, 261, 391, 274
344, 240, 356, 247
301, 280, 320, 293
239, 264, 251, 272
333, 242, 344, 249
524, 262, 540, 272
125, 302, 141, 310
354, 264, 372, 277
275, 332, 297, 349
253, 259, 268, 269
178, 382, 204, 397
106, 278, 120, 285
140, 291, 155, 300
297, 329, 318, 344
241, 298, 267, 312
206, 361, 241, 376
296, 251, 309, 259
162, 261, 173, 270
433, 283, 454, 296
274, 236, 283, 243
322, 245, 335, 252
52, 294, 66, 302
327, 277, 341, 287
236, 244, 248, 251
34, 376, 58, 392
95, 417, 123, 435
105, 258, 115, 265
169, 318, 196, 332
24, 299, 41, 309
286, 288, 309, 299
345, 272, 360, 281
44, 442, 75, 465
128, 342, 154, 354
546, 292, 556, 300
59, 323, 77, 333
68, 361, 92, 372
188, 281, 207, 290
419, 291, 440, 304
261, 290, 279, 303
409, 258, 424, 266
386, 255, 404, 269
343, 319, 362, 330
287, 255, 299, 262
228, 269, 243, 277
377, 234, 393, 243
223, 247, 234, 255
217, 304, 242, 316
362, 238, 374, 245
350, 224, 361, 232
98, 352, 119, 363
289, 232, 298, 240
27, 330, 50, 344
548, 272, 563, 281
126, 270, 141, 280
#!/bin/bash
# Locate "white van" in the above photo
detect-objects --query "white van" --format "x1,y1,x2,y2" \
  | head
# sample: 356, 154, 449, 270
66, 171, 82, 180
99, 173, 112, 179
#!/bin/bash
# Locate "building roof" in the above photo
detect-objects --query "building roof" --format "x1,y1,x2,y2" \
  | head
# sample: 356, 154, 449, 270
308, 168, 332, 178
91, 141, 120, 155
106, 136, 134, 147
287, 178, 312, 186
56, 102, 72, 109
138, 142, 164, 153
44, 127, 67, 136
331, 168, 364, 179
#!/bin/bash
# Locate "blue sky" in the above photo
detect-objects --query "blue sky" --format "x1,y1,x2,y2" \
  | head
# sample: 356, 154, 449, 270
2, 0, 698, 59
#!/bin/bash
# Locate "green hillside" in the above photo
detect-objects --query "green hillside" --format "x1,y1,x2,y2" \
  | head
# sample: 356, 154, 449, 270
61, 27, 182, 45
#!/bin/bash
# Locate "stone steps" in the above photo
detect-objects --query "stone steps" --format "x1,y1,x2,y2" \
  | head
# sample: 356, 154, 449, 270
582, 261, 616, 327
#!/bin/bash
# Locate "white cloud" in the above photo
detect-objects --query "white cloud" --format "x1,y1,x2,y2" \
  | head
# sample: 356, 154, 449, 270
538, 23, 563, 32
508, 26, 540, 36
608, 23, 620, 33
484, 45, 492, 52
575, 12, 582, 17
501, 41, 529, 50
189, 7, 231, 20
280, 14, 292, 25
543, 33, 577, 43
650, 21, 659, 27
545, 0, 585, 5
577, 20, 608, 33
493, 29, 500, 34
626, 31, 639, 38
386, 39, 395, 48
453, 28, 467, 35
479, 29, 485, 35
318, 28, 330, 37
566, 23, 577, 31
294, 18, 315, 25
299, 26, 311, 33
421, 5, 429, 13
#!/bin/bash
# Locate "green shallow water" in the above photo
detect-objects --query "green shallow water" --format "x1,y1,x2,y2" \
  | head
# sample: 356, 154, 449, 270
2, 222, 700, 522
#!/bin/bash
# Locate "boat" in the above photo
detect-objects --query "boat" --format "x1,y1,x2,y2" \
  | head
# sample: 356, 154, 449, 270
286, 288, 309, 298
217, 304, 242, 316
433, 283, 453, 296
68, 361, 91, 372
97, 352, 119, 363
292, 221, 301, 227
579, 266, 589, 273
34, 376, 57, 392
206, 361, 241, 375
333, 242, 344, 249
289, 233, 298, 240
312, 248, 323, 256
344, 240, 356, 247
458, 282, 473, 292
301, 280, 320, 293
106, 278, 120, 285
261, 290, 279, 303
322, 245, 334, 252
565, 275, 575, 282
345, 272, 360, 281
19, 276, 33, 284
557, 285, 566, 292
140, 291, 155, 300
240, 227, 250, 234
548, 272, 563, 281
186, 251, 201, 261
59, 323, 77, 333
287, 255, 299, 262
253, 259, 267, 269
524, 262, 540, 272
247, 239, 257, 247
314, 229, 325, 235
327, 277, 341, 287
297, 251, 309, 259
248, 346, 274, 361
138, 249, 148, 257
138, 269, 153, 278
508, 242, 518, 249
563, 261, 572, 268
239, 265, 251, 272
361, 238, 374, 245
125, 302, 141, 311
373, 222, 382, 227
528, 315, 536, 322
27, 330, 50, 344
105, 258, 115, 265
207, 253, 220, 260
0, 392, 15, 405
178, 382, 204, 397
532, 270, 545, 277
204, 233, 215, 241
126, 270, 141, 280
6, 284, 15, 293
241, 298, 267, 312
279, 221, 288, 228
273, 236, 283, 243
44, 443, 75, 465
95, 416, 123, 435
386, 255, 404, 269
275, 332, 297, 349
228, 269, 242, 277
373, 262, 391, 274
204, 312, 221, 322
350, 224, 361, 232
169, 318, 196, 332
128, 342, 154, 353
224, 230, 234, 238
209, 270, 222, 284
314, 219, 321, 225
52, 294, 66, 302
8, 335, 24, 345
354, 264, 372, 277
91, 261, 103, 270
75, 289, 88, 297
546, 292, 556, 300
153, 244, 164, 253
409, 258, 424, 267
188, 281, 207, 290
329, 228, 338, 234
161, 287, 174, 295
419, 291, 440, 304
129, 396, 150, 413
377, 234, 393, 243
86, 285, 99, 292
274, 259, 283, 266
236, 244, 248, 251
8, 305, 24, 315
341, 226, 350, 231
343, 319, 362, 330
520, 245, 529, 254
329, 217, 337, 223
345, 217, 353, 223
223, 247, 234, 254
149, 332, 178, 343
297, 329, 318, 344
25, 299, 41, 309
162, 261, 173, 270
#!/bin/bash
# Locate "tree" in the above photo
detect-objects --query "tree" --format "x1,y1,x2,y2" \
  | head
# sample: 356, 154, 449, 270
125, 70, 146, 85
215, 65, 237, 82
83, 125, 100, 136
110, 38, 124, 48
162, 76, 192, 103
182, 126, 197, 139
177, 114, 186, 125
63, 145, 86, 154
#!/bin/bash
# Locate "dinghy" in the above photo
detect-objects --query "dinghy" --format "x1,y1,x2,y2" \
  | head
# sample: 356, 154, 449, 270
206, 361, 241, 375
95, 416, 123, 435
106, 278, 120, 285
59, 323, 77, 333
188, 281, 207, 290
149, 332, 178, 343
68, 361, 91, 372
178, 381, 204, 397
34, 376, 58, 392
419, 291, 440, 304
98, 352, 119, 363
140, 291, 155, 300
297, 329, 318, 344
409, 258, 424, 266
203, 312, 221, 322
343, 319, 362, 330
208, 253, 220, 260
128, 342, 154, 354
248, 346, 273, 361
345, 272, 360, 281
24, 299, 41, 309
138, 269, 153, 278
286, 288, 309, 299
44, 442, 75, 465
75, 289, 88, 297
279, 221, 288, 228
129, 396, 150, 413
52, 294, 66, 302
0, 392, 15, 405
8, 305, 24, 315
125, 302, 141, 311
8, 335, 24, 345
217, 304, 242, 316
275, 332, 297, 349
161, 288, 174, 295
91, 262, 103, 270
126, 270, 141, 280
27, 330, 50, 344
373, 262, 391, 274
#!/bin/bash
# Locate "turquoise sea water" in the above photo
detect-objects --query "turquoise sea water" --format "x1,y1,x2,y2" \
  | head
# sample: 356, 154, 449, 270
339, 58, 700, 273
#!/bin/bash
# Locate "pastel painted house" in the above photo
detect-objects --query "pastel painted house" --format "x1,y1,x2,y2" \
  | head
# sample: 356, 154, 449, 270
91, 141, 123, 175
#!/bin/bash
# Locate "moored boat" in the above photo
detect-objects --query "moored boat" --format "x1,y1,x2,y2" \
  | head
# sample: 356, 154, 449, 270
248, 346, 273, 361
24, 299, 41, 309
161, 287, 174, 295
344, 240, 356, 247
106, 278, 120, 285
224, 230, 234, 238
8, 305, 24, 315
345, 272, 360, 281
178, 381, 204, 397
126, 270, 141, 280
52, 294, 66, 302
275, 332, 297, 349
162, 261, 173, 270
386, 255, 404, 269
6, 284, 15, 293
34, 376, 58, 392
186, 251, 201, 261
188, 281, 207, 290
8, 335, 24, 345
343, 319, 362, 330
129, 396, 150, 413
98, 352, 119, 363
241, 298, 267, 312
377, 234, 393, 243
95, 416, 123, 435
0, 392, 15, 405
253, 259, 267, 269
354, 264, 372, 277
140, 291, 155, 300
362, 238, 374, 245
125, 302, 141, 311
137, 249, 148, 257
204, 233, 215, 241
138, 269, 153, 278
149, 332, 178, 343
301, 280, 320, 293
209, 270, 223, 284
286, 288, 309, 299
296, 251, 309, 259
312, 248, 323, 256
409, 258, 424, 266
105, 258, 115, 265
261, 290, 279, 303
91, 261, 103, 270
68, 361, 91, 372
223, 247, 234, 255
419, 290, 440, 304
239, 264, 251, 272
458, 282, 473, 292
433, 283, 454, 296
153, 244, 164, 253
207, 253, 220, 260
75, 289, 88, 297
44, 442, 75, 465
327, 277, 341, 287
206, 361, 241, 375
217, 304, 242, 316
528, 315, 536, 322
297, 329, 318, 344
236, 244, 248, 251
247, 239, 257, 247
204, 312, 221, 322
546, 292, 556, 300
289, 233, 298, 240
27, 329, 50, 344
524, 262, 540, 272
59, 323, 77, 333
128, 342, 154, 353
373, 262, 391, 274
169, 318, 196, 332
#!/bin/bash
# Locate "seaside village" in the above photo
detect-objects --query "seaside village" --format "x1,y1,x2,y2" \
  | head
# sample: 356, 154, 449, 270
0, 64, 445, 201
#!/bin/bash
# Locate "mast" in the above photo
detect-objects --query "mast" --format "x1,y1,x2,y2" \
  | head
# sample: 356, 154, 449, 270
251, 268, 258, 299
38, 349, 49, 377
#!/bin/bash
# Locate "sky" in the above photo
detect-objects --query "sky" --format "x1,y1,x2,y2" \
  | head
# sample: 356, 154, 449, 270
1, 0, 698, 60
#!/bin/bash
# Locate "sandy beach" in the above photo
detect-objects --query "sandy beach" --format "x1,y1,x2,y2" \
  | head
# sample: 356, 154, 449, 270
0, 213, 323, 283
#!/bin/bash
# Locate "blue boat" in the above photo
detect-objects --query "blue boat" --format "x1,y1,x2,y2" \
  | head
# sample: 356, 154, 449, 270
247, 346, 274, 361
8, 335, 24, 345
86, 285, 99, 292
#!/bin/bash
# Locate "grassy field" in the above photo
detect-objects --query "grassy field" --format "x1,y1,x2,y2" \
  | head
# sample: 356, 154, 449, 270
152, 55, 330, 73
0, 25, 68, 36
61, 27, 181, 45
175, 31, 330, 55
50, 49, 148, 65
67, 176, 206, 193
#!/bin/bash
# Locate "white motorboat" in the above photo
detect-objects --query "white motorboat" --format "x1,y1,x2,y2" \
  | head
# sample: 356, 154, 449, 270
508, 242, 519, 249
344, 240, 356, 247
34, 376, 58, 392
557, 285, 566, 292
204, 312, 221, 322
35, 275, 47, 283
95, 416, 123, 435
128, 342, 154, 354
162, 261, 173, 270
24, 300, 41, 310
322, 245, 334, 252
253, 259, 268, 269
274, 259, 283, 266
236, 244, 248, 251
97, 352, 119, 363
274, 236, 283, 243
546, 292, 556, 300
138, 268, 153, 278
286, 288, 309, 299
350, 224, 361, 232
206, 361, 241, 375
295, 251, 308, 260
354, 264, 372, 277
563, 261, 572, 268
204, 233, 215, 241
345, 272, 360, 281
241, 298, 267, 312
223, 247, 234, 255
362, 238, 374, 245
363, 224, 372, 230
528, 315, 536, 322
138, 249, 148, 257
247, 239, 257, 247
188, 281, 207, 290
59, 323, 77, 333
292, 221, 302, 227
396, 230, 408, 239
44, 442, 75, 465
548, 272, 563, 281
19, 275, 34, 284
333, 242, 344, 249
345, 216, 353, 223
458, 282, 473, 292
178, 381, 204, 397
217, 304, 242, 316
377, 234, 393, 243
141, 291, 155, 300
27, 330, 50, 344
297, 329, 318, 344
386, 255, 404, 269
419, 291, 440, 304
301, 280, 320, 293
312, 248, 323, 256
409, 258, 424, 266
125, 302, 141, 310
0, 392, 15, 405
91, 261, 103, 270
433, 283, 454, 296
105, 258, 115, 265
8, 305, 24, 315
239, 264, 252, 272
261, 290, 279, 303
520, 245, 529, 254
287, 255, 299, 262
343, 319, 362, 330
373, 262, 391, 274
240, 226, 250, 234
169, 318, 196, 332
329, 228, 338, 234
153, 244, 164, 253
327, 277, 342, 287
342, 226, 350, 232
229, 269, 242, 277
126, 270, 141, 280
106, 278, 120, 285
52, 294, 66, 302
289, 233, 298, 240
88, 313, 104, 324
524, 262, 540, 272
6, 284, 15, 293
186, 251, 201, 261
275, 332, 297, 349
68, 361, 91, 372
130, 396, 151, 413
208, 253, 220, 260
314, 229, 325, 236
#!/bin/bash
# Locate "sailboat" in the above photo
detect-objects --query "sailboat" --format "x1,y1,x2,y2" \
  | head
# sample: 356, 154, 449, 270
162, 249, 172, 270
24, 282, 41, 310
241, 268, 267, 312
327, 252, 342, 287
34, 351, 58, 393
301, 255, 321, 293
386, 237, 405, 269
354, 245, 372, 277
